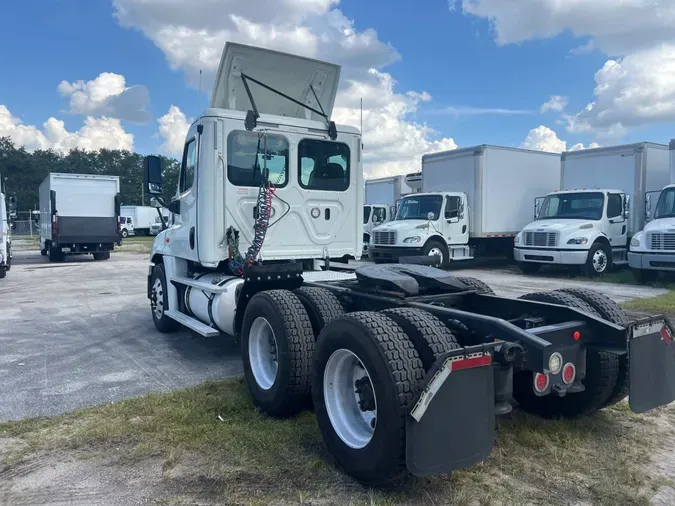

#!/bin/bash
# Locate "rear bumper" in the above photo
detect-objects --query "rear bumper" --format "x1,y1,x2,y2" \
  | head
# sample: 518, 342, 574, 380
369, 246, 422, 262
513, 247, 588, 265
628, 251, 675, 271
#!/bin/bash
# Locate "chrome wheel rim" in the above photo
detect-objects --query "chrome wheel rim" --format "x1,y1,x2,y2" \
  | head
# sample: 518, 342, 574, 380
323, 349, 377, 449
592, 249, 607, 272
428, 247, 444, 264
151, 278, 164, 319
248, 317, 278, 390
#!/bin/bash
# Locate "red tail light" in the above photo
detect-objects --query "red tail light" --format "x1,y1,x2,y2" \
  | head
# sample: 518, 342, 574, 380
52, 215, 58, 235
534, 373, 549, 393
562, 363, 576, 384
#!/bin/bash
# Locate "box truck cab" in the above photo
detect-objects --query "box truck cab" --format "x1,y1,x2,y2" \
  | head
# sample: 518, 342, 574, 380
515, 142, 669, 276
369, 145, 561, 267
628, 139, 675, 281
515, 189, 630, 275
362, 204, 391, 255
120, 216, 134, 237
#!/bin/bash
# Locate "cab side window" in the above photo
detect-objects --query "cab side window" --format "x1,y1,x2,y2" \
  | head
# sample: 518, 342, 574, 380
607, 194, 622, 219
445, 196, 461, 219
180, 139, 197, 194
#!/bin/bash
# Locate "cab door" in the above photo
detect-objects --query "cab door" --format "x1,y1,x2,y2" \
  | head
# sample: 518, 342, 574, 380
443, 192, 469, 246
606, 192, 628, 248
170, 125, 200, 261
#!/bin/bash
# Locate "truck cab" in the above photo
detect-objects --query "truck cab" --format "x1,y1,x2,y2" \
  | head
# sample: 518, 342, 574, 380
120, 216, 134, 238
362, 204, 392, 255
514, 189, 630, 276
628, 183, 675, 281
369, 191, 468, 267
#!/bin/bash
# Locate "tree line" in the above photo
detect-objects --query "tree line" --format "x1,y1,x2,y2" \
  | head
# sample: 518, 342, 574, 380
0, 137, 180, 213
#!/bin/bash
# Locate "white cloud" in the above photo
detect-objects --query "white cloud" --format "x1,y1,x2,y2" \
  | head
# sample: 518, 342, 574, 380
157, 105, 192, 157
113, 0, 453, 177
433, 105, 531, 116
540, 95, 568, 113
520, 125, 598, 153
457, 0, 675, 138
0, 105, 133, 152
57, 72, 151, 123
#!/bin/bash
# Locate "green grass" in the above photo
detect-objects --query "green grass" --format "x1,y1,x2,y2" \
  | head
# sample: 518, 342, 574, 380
622, 290, 675, 314
1, 378, 671, 505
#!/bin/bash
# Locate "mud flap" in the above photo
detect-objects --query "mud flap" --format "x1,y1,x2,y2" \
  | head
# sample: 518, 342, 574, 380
629, 318, 675, 414
405, 350, 495, 477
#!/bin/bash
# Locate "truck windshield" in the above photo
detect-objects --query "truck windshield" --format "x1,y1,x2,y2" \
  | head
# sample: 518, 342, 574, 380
395, 195, 442, 220
654, 188, 675, 219
363, 206, 371, 224
538, 192, 604, 221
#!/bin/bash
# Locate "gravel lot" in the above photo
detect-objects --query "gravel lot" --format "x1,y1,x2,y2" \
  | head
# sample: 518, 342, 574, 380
0, 247, 667, 422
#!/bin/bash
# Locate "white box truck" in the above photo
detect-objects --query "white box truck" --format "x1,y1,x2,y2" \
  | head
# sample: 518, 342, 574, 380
39, 173, 121, 262
368, 145, 561, 266
0, 177, 13, 278
515, 142, 669, 276
363, 173, 420, 255
628, 139, 675, 281
120, 205, 161, 236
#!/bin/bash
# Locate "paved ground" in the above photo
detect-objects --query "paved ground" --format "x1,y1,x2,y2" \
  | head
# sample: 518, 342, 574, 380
0, 249, 242, 422
0, 247, 668, 422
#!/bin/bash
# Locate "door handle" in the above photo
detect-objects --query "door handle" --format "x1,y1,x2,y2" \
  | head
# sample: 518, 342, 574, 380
189, 227, 195, 250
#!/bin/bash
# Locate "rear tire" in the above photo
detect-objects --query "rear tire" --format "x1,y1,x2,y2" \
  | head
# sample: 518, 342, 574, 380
456, 276, 495, 295
514, 291, 619, 417
293, 286, 345, 339
0, 266, 6, 279
381, 308, 459, 371
555, 288, 630, 407
312, 311, 424, 485
93, 252, 110, 261
241, 290, 315, 418
518, 262, 541, 275
150, 263, 180, 333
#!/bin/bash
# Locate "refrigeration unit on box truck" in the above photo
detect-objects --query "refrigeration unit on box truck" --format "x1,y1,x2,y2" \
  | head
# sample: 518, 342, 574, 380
39, 173, 121, 262
628, 139, 675, 281
368, 145, 561, 267
514, 142, 669, 276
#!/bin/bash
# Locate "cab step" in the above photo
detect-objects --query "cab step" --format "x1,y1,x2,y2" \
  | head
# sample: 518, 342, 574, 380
165, 309, 220, 337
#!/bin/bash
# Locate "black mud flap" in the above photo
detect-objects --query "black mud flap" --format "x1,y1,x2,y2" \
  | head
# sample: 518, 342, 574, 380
405, 350, 495, 477
629, 317, 675, 414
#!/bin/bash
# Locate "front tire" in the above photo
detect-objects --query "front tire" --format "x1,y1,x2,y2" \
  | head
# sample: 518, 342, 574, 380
150, 263, 180, 333
121, 229, 128, 238
631, 268, 659, 283
422, 239, 448, 268
582, 242, 611, 276
518, 262, 541, 275
241, 290, 315, 418
312, 312, 424, 485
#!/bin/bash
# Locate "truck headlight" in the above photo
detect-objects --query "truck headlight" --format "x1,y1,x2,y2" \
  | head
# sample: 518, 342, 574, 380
630, 237, 640, 247
567, 237, 588, 245
514, 235, 520, 244
403, 236, 421, 243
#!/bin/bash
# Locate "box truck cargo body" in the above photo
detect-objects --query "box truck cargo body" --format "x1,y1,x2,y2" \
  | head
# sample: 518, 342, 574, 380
39, 173, 121, 261
515, 142, 669, 276
369, 145, 561, 266
628, 139, 675, 281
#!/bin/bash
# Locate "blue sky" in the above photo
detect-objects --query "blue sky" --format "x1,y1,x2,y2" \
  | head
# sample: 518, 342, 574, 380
1, 0, 673, 177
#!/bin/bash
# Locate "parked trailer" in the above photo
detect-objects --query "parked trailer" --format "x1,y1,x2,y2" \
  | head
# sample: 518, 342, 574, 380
628, 139, 675, 281
369, 145, 561, 267
515, 142, 669, 276
142, 42, 675, 486
39, 173, 121, 262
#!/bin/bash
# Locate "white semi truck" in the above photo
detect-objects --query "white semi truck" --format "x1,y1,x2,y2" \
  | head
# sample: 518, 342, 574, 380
368, 145, 561, 266
363, 173, 419, 255
39, 173, 121, 262
628, 139, 675, 282
514, 142, 669, 276
142, 42, 675, 487
120, 205, 162, 237
0, 177, 12, 278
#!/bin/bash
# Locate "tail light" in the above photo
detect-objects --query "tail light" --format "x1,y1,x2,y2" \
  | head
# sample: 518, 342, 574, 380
52, 215, 58, 235
534, 373, 549, 393
562, 363, 576, 384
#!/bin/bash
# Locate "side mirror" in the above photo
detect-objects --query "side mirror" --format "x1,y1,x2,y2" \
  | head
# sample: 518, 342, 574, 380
50, 190, 57, 215
623, 195, 630, 219
144, 155, 164, 195
150, 197, 161, 208
427, 211, 435, 221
